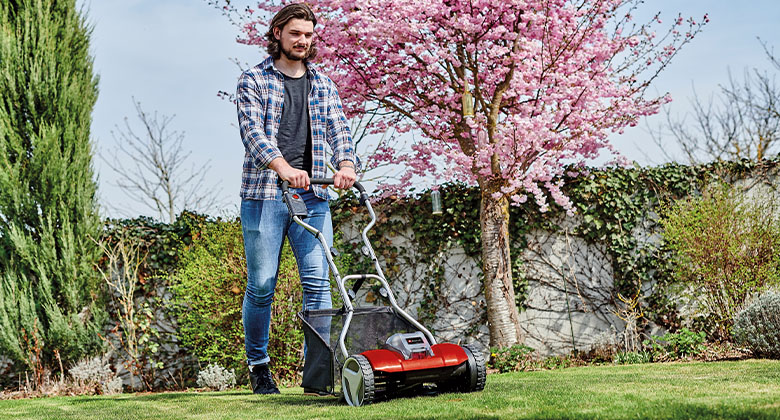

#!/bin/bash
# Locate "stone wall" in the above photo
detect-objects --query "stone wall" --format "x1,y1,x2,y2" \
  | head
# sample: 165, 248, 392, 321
344, 170, 780, 356
348, 214, 632, 357
518, 220, 622, 356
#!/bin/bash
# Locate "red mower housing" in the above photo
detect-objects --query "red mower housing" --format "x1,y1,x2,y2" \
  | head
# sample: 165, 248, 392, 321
362, 343, 468, 373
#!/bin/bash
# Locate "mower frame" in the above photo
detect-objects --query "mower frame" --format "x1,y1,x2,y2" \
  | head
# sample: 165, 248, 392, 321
282, 179, 485, 406
281, 179, 436, 361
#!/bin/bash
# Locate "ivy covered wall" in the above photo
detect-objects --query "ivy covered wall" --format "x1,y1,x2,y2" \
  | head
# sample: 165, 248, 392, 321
332, 158, 780, 355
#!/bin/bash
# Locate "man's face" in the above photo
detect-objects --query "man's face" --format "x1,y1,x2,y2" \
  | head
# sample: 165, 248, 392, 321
274, 18, 314, 61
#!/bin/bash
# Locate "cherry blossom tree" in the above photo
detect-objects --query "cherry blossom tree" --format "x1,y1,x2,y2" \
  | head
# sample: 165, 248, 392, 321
216, 0, 707, 348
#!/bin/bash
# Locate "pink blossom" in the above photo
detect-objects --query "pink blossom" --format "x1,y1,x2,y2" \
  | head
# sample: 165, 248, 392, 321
225, 0, 706, 212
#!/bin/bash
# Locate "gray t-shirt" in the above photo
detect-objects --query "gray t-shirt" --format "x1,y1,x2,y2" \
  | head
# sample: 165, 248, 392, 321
277, 73, 313, 176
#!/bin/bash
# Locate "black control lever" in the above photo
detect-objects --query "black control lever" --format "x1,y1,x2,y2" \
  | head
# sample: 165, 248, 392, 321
347, 274, 368, 301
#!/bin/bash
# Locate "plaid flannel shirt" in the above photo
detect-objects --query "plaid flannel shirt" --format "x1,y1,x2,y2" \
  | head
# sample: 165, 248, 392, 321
237, 56, 357, 200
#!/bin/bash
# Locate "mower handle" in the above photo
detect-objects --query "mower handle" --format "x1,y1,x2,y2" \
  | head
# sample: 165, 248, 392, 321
280, 178, 370, 296
280, 178, 367, 194
279, 178, 437, 357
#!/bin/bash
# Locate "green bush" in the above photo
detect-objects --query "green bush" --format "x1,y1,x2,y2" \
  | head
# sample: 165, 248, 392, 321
644, 328, 707, 360
661, 184, 780, 340
170, 219, 303, 386
732, 289, 780, 358
267, 242, 305, 386
488, 345, 535, 373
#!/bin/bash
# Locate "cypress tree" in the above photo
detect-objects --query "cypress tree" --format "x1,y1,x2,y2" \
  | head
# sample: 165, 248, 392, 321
0, 0, 104, 377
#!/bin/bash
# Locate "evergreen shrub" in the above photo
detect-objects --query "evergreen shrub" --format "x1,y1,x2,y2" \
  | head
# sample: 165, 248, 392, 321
0, 0, 105, 381
732, 289, 780, 358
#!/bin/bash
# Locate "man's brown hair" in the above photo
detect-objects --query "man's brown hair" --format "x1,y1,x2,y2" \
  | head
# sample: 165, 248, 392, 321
265, 3, 318, 61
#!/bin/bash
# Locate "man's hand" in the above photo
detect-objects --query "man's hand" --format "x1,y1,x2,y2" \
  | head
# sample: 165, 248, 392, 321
333, 165, 356, 189
269, 158, 309, 190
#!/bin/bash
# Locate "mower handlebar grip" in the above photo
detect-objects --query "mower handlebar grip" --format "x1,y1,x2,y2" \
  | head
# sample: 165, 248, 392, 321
280, 178, 366, 194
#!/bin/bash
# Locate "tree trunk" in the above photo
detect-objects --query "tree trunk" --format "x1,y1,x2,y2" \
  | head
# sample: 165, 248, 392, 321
480, 187, 523, 348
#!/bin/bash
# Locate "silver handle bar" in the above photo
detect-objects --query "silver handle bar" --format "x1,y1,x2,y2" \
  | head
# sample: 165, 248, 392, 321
280, 179, 437, 359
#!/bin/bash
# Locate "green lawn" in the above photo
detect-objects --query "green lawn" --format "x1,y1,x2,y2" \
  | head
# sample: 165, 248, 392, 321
2, 360, 779, 420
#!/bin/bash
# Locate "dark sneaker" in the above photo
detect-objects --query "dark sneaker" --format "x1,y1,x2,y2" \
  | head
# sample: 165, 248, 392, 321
249, 364, 280, 394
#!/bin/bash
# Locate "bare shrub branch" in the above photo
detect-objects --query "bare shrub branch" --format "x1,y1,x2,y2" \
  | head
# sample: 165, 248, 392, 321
103, 99, 222, 222
653, 44, 780, 164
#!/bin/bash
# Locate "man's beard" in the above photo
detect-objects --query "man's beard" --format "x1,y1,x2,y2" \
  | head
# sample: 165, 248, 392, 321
282, 44, 307, 61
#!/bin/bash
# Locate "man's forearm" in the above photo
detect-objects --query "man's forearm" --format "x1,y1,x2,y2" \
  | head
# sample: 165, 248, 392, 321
268, 157, 292, 174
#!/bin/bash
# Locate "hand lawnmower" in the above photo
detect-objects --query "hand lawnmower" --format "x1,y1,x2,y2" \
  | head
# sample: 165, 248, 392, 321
281, 179, 486, 406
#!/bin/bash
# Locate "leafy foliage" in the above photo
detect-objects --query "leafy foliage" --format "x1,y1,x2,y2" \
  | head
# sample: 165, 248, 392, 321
732, 289, 780, 358
98, 213, 204, 390
169, 220, 249, 380
169, 218, 304, 386
331, 185, 488, 332
612, 351, 652, 365
644, 328, 707, 360
488, 344, 536, 373
661, 183, 780, 340
94, 233, 163, 391
101, 213, 201, 278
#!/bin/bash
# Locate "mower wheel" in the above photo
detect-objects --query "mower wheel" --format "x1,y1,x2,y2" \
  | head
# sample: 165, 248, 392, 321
437, 345, 486, 393
462, 345, 486, 392
341, 355, 375, 406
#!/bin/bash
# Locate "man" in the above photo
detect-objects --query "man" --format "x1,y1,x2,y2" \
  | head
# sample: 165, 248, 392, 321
236, 3, 357, 395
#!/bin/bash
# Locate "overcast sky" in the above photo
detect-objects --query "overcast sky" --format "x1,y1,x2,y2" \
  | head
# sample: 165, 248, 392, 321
77, 0, 780, 219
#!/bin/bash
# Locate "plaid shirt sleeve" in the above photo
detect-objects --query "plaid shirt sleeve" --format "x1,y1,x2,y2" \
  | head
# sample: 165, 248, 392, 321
237, 70, 282, 170
324, 80, 359, 170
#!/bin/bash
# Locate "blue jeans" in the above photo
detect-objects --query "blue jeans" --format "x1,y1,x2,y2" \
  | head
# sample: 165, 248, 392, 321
241, 189, 332, 366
